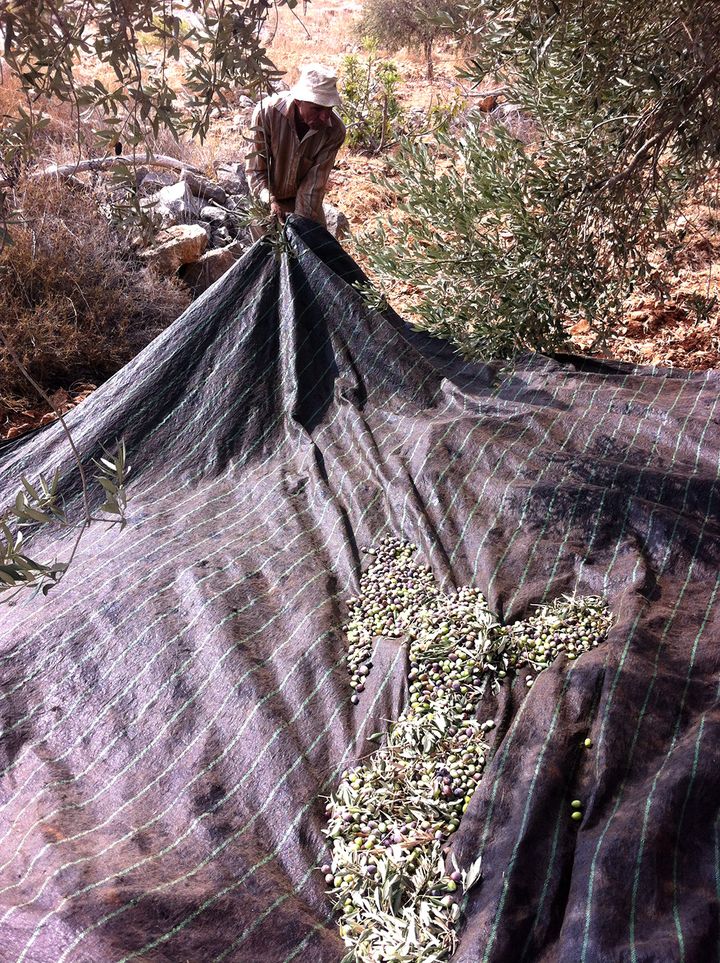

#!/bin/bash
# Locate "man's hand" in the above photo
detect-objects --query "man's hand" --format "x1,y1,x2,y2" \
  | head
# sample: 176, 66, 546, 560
270, 200, 287, 222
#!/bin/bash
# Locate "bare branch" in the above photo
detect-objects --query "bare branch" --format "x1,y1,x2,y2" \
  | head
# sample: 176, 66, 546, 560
31, 154, 202, 180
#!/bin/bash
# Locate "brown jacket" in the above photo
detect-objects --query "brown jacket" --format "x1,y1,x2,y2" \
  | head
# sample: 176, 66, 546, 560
246, 92, 346, 225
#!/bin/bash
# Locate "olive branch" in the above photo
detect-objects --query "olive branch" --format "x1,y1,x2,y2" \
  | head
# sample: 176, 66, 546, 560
0, 441, 128, 601
0, 330, 129, 603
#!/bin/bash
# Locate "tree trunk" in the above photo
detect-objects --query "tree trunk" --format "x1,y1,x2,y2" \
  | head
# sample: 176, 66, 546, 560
424, 39, 434, 82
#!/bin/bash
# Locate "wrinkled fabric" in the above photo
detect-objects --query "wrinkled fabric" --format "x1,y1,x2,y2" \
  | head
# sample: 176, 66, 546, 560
0, 217, 718, 963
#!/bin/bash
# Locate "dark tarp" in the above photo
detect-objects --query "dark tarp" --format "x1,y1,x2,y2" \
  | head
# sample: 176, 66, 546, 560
0, 216, 718, 963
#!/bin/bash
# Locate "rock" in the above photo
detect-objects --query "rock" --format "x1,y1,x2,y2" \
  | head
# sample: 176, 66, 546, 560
569, 319, 591, 335
180, 244, 242, 294
139, 223, 209, 275
141, 181, 201, 227
324, 202, 350, 240
229, 98, 255, 130
210, 226, 233, 247
200, 204, 230, 224
138, 169, 178, 195
180, 168, 227, 205
214, 162, 249, 196
474, 93, 500, 113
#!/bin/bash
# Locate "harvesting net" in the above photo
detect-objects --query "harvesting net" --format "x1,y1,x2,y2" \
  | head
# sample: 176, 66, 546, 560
0, 217, 718, 962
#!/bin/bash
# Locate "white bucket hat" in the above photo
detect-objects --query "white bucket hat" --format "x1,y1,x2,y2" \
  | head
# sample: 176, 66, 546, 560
291, 64, 342, 108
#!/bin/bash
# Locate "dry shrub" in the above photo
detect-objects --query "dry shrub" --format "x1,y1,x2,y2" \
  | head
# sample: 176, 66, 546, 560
0, 177, 190, 411
0, 72, 22, 116
0, 72, 90, 176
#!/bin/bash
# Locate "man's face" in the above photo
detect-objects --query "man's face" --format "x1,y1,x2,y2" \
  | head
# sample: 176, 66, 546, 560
296, 99, 334, 130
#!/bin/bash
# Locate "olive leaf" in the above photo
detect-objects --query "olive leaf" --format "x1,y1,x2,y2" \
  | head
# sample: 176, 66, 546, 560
357, 1, 720, 361
0, 439, 130, 600
461, 856, 483, 894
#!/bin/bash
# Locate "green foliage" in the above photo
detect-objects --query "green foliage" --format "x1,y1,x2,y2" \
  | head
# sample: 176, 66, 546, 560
339, 44, 403, 153
0, 1, 290, 181
359, 0, 461, 80
359, 123, 647, 358
0, 441, 128, 600
358, 0, 720, 358
427, 95, 468, 135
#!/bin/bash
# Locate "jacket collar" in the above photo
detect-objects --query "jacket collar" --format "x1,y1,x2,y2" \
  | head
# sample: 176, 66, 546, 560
276, 90, 296, 116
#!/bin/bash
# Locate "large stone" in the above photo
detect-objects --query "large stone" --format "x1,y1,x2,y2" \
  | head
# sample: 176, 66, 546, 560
200, 204, 230, 224
214, 162, 249, 197
323, 202, 350, 240
139, 224, 209, 275
180, 168, 227, 205
141, 181, 201, 227
180, 244, 242, 294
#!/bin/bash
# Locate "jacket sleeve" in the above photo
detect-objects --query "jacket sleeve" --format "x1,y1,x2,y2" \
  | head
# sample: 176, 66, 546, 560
245, 102, 272, 204
295, 119, 346, 221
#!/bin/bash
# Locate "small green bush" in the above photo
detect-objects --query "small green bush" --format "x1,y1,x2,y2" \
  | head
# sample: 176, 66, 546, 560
340, 43, 403, 154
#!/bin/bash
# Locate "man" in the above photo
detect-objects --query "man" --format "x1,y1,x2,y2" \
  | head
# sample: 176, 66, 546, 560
246, 64, 346, 231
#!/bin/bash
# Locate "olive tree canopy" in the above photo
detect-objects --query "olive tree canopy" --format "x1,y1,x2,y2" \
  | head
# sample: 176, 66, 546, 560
0, 1, 291, 187
359, 0, 460, 80
359, 0, 720, 358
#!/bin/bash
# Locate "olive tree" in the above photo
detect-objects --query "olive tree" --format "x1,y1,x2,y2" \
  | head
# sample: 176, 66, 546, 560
359, 0, 459, 81
0, 2, 290, 204
358, 0, 720, 358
